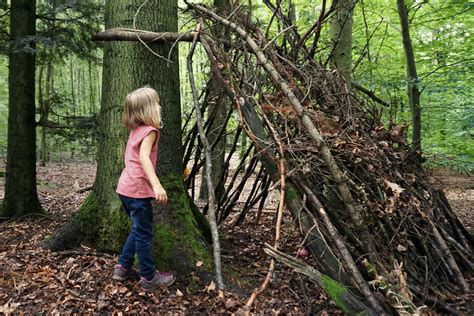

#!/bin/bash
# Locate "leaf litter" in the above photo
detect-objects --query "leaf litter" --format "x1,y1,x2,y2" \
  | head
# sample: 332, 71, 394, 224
0, 162, 338, 314
0, 162, 472, 313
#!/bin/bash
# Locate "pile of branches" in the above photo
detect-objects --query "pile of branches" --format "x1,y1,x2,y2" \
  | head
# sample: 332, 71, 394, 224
180, 2, 473, 314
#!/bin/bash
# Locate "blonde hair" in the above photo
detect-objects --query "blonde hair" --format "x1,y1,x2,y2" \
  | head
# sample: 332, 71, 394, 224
123, 86, 162, 129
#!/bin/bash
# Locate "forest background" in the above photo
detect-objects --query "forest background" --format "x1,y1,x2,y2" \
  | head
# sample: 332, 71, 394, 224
0, 0, 472, 172
0, 0, 473, 314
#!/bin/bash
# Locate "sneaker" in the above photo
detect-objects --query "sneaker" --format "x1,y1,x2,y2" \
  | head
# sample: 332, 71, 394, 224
140, 271, 176, 290
112, 264, 139, 281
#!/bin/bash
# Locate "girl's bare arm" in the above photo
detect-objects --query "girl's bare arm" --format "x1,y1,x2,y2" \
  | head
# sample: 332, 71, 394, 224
139, 131, 168, 204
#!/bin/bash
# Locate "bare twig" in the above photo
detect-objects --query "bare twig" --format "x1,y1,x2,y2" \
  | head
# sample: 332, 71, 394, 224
132, 0, 173, 63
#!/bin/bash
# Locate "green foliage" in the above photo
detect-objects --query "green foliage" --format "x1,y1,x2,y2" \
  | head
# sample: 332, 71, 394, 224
1, 0, 472, 169
0, 1, 104, 162
36, 0, 104, 61
0, 5, 7, 55
350, 0, 473, 170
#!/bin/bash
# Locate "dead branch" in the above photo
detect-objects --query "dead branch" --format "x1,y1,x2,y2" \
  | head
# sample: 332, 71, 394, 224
263, 243, 377, 315
187, 23, 224, 297
188, 0, 378, 269
92, 28, 196, 42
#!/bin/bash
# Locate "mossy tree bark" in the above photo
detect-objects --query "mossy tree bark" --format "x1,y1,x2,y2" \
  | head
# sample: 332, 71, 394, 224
1, 0, 43, 218
44, 0, 211, 276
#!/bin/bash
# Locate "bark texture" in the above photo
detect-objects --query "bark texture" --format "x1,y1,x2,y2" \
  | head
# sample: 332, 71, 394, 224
44, 0, 211, 276
330, 0, 354, 84
198, 0, 232, 201
1, 0, 43, 218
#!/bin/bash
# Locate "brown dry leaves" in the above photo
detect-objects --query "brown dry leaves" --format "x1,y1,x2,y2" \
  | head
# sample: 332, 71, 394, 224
0, 162, 339, 314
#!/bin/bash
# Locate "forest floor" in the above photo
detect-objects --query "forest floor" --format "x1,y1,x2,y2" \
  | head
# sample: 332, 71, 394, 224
0, 162, 472, 314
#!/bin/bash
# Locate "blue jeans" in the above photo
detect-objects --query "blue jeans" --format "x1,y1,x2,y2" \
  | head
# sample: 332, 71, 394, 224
118, 194, 155, 280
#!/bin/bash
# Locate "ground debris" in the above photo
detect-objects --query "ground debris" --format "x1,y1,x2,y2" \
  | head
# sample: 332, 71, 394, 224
0, 162, 342, 314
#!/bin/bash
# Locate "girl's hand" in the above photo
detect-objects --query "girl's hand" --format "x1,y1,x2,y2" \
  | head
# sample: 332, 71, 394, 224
153, 184, 168, 204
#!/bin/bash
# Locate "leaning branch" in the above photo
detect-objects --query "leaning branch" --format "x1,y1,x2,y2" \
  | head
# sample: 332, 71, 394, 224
187, 22, 225, 298
263, 243, 376, 315
352, 82, 390, 107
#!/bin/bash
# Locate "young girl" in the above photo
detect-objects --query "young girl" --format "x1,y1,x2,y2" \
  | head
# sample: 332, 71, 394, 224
112, 86, 175, 289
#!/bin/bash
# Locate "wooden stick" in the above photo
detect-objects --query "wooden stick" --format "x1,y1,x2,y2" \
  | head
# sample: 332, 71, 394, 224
188, 0, 378, 281
429, 219, 469, 293
244, 107, 288, 313
263, 243, 376, 315
92, 28, 196, 42
187, 22, 224, 298
352, 82, 390, 107
299, 183, 386, 314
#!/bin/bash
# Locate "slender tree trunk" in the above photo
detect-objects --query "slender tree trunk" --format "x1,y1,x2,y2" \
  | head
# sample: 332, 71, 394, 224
70, 57, 76, 115
44, 0, 211, 276
88, 60, 95, 114
239, 132, 247, 159
329, 0, 354, 84
38, 64, 46, 165
199, 0, 231, 201
1, 0, 43, 218
397, 0, 422, 153
40, 61, 53, 166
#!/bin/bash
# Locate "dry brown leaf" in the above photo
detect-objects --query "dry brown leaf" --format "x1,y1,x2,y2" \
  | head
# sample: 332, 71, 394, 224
384, 180, 405, 199
207, 281, 216, 292
0, 301, 21, 314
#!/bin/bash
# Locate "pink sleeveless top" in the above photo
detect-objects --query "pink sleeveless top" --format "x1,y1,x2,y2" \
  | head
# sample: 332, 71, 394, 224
116, 125, 160, 198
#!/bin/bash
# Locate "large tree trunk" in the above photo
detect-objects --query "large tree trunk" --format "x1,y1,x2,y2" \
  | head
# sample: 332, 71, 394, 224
329, 0, 354, 84
1, 0, 43, 218
44, 0, 212, 276
397, 0, 422, 153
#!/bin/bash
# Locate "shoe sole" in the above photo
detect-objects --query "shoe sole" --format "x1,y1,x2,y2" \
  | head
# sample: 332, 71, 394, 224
113, 274, 138, 281
140, 275, 176, 290
112, 275, 127, 281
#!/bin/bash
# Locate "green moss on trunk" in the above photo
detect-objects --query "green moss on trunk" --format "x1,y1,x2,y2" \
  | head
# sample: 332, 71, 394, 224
74, 193, 101, 243
153, 174, 211, 273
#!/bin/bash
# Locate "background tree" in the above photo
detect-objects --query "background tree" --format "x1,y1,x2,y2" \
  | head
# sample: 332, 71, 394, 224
198, 0, 232, 201
45, 0, 211, 276
397, 0, 422, 153
329, 0, 354, 84
1, 0, 43, 218
35, 0, 103, 163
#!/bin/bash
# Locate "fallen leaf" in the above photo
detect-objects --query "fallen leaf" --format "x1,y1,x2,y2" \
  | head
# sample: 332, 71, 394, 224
176, 289, 183, 297
207, 281, 216, 292
397, 244, 407, 252
0, 301, 21, 314
384, 180, 405, 199
378, 141, 389, 147
118, 286, 128, 294
196, 261, 203, 267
